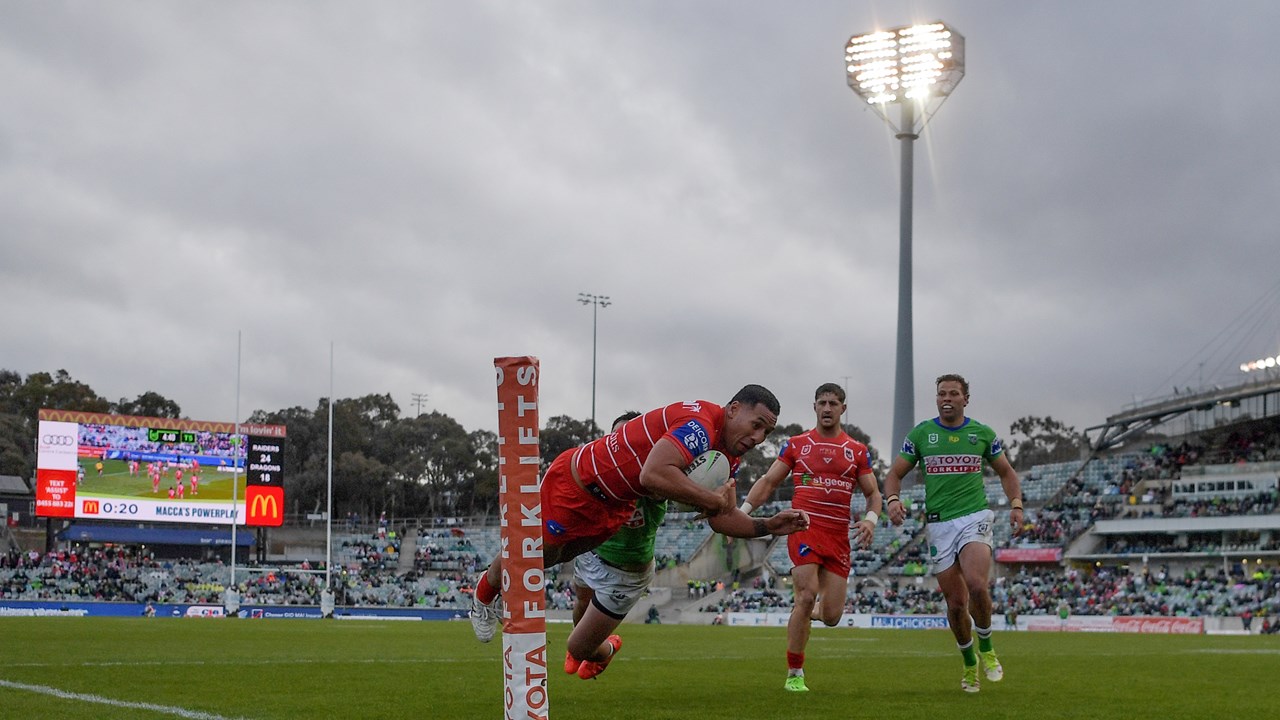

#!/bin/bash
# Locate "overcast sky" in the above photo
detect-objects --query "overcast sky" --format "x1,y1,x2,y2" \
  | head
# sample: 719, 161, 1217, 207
4, 1, 1280, 457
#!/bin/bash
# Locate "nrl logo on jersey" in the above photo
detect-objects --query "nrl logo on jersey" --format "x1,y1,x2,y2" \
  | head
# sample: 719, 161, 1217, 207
928, 433, 939, 445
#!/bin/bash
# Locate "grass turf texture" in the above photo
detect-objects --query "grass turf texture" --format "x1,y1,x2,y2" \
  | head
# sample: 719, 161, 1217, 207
1, 618, 1276, 719
76, 457, 242, 502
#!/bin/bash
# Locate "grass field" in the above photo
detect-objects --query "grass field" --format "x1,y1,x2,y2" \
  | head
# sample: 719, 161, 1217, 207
76, 458, 242, 502
1, 618, 1276, 719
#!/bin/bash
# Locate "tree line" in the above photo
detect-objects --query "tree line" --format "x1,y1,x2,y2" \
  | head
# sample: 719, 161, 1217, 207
1, 368, 1081, 521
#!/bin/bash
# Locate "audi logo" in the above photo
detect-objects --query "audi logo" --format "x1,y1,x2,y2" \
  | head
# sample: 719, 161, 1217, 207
41, 435, 76, 447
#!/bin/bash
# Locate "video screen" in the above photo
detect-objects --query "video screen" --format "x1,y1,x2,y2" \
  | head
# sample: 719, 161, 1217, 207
35, 410, 286, 527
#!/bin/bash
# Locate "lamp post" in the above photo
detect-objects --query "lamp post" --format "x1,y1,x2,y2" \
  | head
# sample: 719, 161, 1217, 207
845, 21, 965, 449
578, 292, 611, 431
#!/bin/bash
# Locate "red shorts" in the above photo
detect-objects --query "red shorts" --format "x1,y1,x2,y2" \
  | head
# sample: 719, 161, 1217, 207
541, 449, 636, 548
787, 525, 851, 578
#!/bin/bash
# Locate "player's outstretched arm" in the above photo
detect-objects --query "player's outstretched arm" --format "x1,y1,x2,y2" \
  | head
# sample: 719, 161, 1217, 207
740, 458, 789, 515
709, 507, 809, 538
640, 438, 733, 515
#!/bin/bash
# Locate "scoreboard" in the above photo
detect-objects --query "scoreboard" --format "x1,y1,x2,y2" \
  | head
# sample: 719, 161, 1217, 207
34, 409, 287, 527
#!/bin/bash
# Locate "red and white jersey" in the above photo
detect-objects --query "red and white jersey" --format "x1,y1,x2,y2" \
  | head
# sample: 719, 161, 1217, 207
778, 429, 873, 531
572, 400, 738, 503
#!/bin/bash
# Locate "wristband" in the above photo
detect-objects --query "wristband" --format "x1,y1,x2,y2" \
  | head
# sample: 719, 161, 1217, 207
1010, 499, 1024, 510
863, 510, 879, 526
739, 500, 755, 515
886, 495, 901, 506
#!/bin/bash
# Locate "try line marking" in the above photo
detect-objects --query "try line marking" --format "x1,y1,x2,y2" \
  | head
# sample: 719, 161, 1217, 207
0, 678, 248, 720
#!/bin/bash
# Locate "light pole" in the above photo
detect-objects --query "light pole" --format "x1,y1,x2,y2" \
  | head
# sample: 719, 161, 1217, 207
578, 292, 611, 431
845, 21, 965, 448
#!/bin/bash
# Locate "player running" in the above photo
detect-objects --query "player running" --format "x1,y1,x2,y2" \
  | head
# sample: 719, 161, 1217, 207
740, 382, 883, 692
470, 385, 811, 672
883, 374, 1024, 693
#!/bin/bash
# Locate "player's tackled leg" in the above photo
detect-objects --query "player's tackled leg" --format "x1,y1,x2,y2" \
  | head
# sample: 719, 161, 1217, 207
469, 592, 501, 643
576, 635, 622, 680
469, 572, 502, 643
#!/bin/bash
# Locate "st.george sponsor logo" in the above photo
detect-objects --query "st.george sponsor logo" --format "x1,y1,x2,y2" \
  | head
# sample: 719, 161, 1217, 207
799, 475, 853, 492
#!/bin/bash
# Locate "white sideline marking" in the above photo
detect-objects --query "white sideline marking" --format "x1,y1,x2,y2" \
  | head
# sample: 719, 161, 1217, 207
0, 678, 247, 720
1186, 648, 1280, 655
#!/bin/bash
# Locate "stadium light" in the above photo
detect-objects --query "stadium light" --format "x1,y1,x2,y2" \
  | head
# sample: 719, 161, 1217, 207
1240, 353, 1280, 373
845, 21, 965, 449
578, 293, 611, 431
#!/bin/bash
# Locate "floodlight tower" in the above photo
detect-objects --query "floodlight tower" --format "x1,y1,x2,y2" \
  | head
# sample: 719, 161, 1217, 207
578, 292, 611, 431
845, 22, 965, 448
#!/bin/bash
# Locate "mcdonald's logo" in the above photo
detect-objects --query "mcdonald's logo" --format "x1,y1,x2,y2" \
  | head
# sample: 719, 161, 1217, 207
246, 485, 284, 527
82, 500, 100, 515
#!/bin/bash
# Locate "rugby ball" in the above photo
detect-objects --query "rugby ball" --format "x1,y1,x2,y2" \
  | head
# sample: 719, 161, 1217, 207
674, 450, 732, 513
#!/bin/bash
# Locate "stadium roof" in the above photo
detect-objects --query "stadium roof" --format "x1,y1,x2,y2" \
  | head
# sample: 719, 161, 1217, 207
1085, 374, 1280, 451
1091, 515, 1280, 534
0, 475, 30, 495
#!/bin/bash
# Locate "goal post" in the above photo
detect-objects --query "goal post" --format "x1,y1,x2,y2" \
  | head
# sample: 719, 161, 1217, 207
494, 356, 548, 719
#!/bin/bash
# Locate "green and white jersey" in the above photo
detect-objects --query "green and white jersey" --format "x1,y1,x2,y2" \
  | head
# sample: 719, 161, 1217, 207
595, 496, 667, 567
898, 417, 1005, 523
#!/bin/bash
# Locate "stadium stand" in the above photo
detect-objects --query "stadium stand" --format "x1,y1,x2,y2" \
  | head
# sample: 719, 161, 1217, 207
8, 410, 1280, 626
653, 517, 713, 569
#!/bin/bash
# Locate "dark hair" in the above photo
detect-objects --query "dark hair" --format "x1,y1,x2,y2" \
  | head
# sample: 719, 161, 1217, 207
936, 373, 969, 397
814, 382, 846, 402
611, 411, 641, 431
729, 384, 781, 415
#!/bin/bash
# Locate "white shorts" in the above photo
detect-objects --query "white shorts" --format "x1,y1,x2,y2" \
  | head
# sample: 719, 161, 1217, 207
572, 551, 654, 618
925, 508, 994, 575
